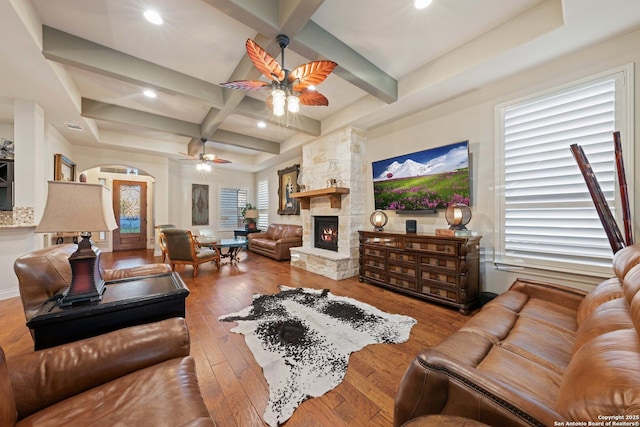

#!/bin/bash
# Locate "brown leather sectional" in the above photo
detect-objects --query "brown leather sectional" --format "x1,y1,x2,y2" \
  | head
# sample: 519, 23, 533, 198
395, 244, 640, 426
1, 317, 214, 426
248, 223, 302, 260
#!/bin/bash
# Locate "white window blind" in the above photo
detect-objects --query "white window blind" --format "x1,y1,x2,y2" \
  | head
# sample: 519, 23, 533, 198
257, 178, 269, 230
219, 188, 247, 231
496, 69, 632, 276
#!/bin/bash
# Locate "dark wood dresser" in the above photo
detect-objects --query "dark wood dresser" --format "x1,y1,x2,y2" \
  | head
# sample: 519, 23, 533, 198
359, 231, 481, 314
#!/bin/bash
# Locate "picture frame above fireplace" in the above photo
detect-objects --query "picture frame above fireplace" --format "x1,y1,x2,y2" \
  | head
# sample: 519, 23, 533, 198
278, 164, 300, 215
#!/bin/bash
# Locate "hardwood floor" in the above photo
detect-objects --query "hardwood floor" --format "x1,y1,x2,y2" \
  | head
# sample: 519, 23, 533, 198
0, 248, 472, 427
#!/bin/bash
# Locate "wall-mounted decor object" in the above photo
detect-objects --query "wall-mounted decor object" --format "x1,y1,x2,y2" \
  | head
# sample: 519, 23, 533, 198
192, 184, 209, 226
0, 138, 14, 160
278, 164, 300, 215
54, 154, 76, 182
372, 140, 470, 211
570, 143, 625, 254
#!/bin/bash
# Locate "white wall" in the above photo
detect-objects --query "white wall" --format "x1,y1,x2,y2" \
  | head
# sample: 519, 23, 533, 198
171, 161, 256, 240
366, 27, 640, 294
256, 156, 303, 227
0, 117, 73, 299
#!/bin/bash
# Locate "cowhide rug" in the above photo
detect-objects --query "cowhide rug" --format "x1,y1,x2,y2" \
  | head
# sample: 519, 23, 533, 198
218, 285, 417, 426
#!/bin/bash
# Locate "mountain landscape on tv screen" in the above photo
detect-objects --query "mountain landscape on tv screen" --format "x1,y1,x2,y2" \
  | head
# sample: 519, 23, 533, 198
372, 141, 470, 210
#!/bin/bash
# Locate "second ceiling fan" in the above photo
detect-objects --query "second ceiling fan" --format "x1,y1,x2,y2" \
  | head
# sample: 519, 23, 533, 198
220, 34, 337, 116
179, 138, 231, 171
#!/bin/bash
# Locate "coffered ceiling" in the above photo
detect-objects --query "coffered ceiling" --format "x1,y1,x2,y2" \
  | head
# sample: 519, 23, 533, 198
1, 0, 640, 171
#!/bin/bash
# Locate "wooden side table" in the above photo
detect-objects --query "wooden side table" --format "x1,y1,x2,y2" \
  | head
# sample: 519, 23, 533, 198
27, 272, 189, 350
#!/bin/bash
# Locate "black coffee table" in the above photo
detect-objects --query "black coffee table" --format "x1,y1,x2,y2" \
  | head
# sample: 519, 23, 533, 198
27, 272, 189, 350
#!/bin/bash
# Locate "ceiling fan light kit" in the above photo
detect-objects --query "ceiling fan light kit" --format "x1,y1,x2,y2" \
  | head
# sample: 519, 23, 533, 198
220, 34, 337, 116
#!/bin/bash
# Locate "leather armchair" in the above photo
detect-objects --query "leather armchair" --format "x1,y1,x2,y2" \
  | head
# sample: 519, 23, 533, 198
155, 223, 176, 262
163, 228, 220, 277
248, 223, 302, 260
0, 317, 214, 426
14, 244, 172, 337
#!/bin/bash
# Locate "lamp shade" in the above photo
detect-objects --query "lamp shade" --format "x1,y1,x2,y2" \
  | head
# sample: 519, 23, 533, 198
36, 181, 118, 233
245, 209, 259, 219
445, 203, 472, 230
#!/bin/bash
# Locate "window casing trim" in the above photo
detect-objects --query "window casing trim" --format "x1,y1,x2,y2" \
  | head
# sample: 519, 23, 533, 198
494, 63, 634, 277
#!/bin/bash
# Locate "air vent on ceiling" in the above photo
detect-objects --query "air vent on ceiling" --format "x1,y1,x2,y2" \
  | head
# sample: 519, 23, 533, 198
64, 123, 83, 131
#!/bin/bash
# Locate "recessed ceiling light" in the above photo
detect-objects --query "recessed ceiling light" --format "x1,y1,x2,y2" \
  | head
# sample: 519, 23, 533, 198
144, 9, 163, 25
143, 89, 157, 98
307, 85, 316, 91
257, 121, 266, 128
414, 0, 433, 9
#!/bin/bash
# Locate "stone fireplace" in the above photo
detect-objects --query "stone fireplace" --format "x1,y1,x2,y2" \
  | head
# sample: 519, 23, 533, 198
290, 127, 366, 280
314, 216, 338, 251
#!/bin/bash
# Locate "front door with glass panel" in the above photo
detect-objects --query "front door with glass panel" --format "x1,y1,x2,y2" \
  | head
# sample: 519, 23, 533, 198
112, 180, 147, 251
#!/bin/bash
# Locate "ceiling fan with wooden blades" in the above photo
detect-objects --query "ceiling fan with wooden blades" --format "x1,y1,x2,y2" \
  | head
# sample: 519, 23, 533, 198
179, 138, 231, 169
220, 34, 337, 116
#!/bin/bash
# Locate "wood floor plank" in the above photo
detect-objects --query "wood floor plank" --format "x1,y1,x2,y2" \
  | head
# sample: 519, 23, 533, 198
0, 247, 473, 426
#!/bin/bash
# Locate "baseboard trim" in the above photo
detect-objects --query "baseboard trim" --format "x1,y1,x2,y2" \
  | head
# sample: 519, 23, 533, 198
0, 286, 20, 301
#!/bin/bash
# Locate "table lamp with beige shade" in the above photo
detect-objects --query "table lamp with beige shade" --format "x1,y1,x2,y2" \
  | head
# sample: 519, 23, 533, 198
36, 181, 118, 306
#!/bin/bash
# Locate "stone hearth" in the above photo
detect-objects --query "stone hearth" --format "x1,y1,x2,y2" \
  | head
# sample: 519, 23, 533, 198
290, 127, 366, 280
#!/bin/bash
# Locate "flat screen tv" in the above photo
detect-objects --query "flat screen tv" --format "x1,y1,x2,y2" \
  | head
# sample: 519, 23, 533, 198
372, 140, 470, 211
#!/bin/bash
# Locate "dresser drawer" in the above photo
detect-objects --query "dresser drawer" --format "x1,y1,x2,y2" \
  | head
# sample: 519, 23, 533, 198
362, 246, 386, 258
421, 283, 458, 301
388, 272, 417, 290
420, 269, 459, 286
418, 254, 461, 273
388, 250, 416, 263
362, 267, 386, 282
388, 263, 417, 277
362, 257, 385, 270
361, 236, 401, 247
406, 238, 459, 256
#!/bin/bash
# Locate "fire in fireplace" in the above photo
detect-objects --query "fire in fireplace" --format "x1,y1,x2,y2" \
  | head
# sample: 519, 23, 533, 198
314, 216, 338, 251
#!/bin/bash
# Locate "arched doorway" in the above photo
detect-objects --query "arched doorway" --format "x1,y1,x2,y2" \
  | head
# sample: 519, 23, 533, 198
80, 165, 156, 252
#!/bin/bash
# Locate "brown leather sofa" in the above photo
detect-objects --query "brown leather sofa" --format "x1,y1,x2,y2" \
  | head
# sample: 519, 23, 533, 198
14, 244, 171, 337
248, 223, 302, 260
0, 317, 213, 426
395, 244, 640, 426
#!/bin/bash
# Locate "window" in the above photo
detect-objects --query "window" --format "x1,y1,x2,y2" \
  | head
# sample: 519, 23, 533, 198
219, 188, 247, 231
496, 66, 633, 277
257, 178, 269, 230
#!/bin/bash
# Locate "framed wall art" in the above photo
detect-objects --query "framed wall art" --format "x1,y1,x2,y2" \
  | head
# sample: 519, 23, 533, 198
54, 154, 76, 181
278, 164, 300, 215
192, 184, 209, 226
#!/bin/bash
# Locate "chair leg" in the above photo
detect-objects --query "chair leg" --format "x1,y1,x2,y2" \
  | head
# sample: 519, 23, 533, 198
193, 264, 198, 278
171, 263, 176, 272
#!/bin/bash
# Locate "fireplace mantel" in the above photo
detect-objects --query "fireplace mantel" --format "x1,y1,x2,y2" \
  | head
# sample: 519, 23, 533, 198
289, 187, 350, 209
